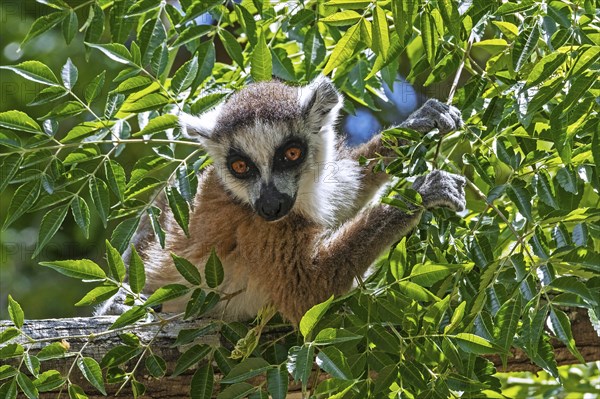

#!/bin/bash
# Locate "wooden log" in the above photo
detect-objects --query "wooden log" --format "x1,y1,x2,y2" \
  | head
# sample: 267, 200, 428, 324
1, 308, 598, 398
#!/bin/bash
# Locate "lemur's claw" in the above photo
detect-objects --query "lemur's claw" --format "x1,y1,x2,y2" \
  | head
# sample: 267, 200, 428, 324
400, 99, 463, 135
413, 170, 466, 212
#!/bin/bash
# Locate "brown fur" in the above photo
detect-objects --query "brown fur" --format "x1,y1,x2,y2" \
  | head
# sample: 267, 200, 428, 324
138, 132, 421, 324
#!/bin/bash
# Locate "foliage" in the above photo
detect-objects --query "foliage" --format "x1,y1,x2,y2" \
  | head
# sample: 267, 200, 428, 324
1, 0, 599, 398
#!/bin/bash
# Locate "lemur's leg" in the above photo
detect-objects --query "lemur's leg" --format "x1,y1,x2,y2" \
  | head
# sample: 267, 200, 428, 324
280, 170, 466, 323
347, 99, 463, 207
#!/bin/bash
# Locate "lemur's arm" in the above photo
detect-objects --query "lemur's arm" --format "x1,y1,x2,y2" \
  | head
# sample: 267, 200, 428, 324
279, 170, 466, 323
347, 99, 463, 207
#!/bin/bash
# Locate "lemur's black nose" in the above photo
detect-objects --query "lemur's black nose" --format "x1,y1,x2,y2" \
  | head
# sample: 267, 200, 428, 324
255, 182, 294, 221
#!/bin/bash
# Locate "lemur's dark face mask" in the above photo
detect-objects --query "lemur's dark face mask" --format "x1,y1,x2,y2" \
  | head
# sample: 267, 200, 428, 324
226, 138, 307, 222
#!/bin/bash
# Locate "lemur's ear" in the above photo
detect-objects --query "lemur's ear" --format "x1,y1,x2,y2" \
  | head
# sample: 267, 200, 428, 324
179, 104, 222, 142
299, 75, 343, 133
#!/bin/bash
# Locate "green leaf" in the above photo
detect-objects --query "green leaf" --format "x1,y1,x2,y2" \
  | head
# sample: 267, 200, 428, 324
0, 343, 24, 360
494, 293, 522, 364
20, 12, 66, 49
77, 357, 106, 395
104, 160, 126, 201
89, 177, 109, 228
191, 364, 214, 399
409, 263, 460, 287
121, 93, 170, 113
36, 342, 66, 361
205, 248, 224, 288
453, 333, 497, 355
114, 76, 153, 94
39, 101, 85, 120
85, 42, 133, 64
126, 0, 162, 16
325, 0, 371, 8
62, 9, 78, 44
151, 44, 169, 77
33, 370, 66, 392
70, 196, 90, 239
569, 45, 600, 77
171, 58, 199, 95
506, 179, 533, 221
222, 358, 271, 384
299, 295, 334, 339
134, 114, 179, 137
549, 308, 585, 362
313, 328, 362, 345
40, 259, 106, 280
61, 121, 109, 143
129, 245, 146, 294
0, 379, 17, 399
105, 240, 126, 282
303, 26, 325, 77
266, 365, 288, 399
145, 355, 167, 378
33, 205, 69, 258
25, 353, 40, 377
83, 3, 104, 43
535, 170, 559, 209
170, 25, 212, 49
513, 25, 540, 72
84, 70, 106, 104
181, 0, 221, 25
593, 129, 600, 175
0, 60, 60, 86
219, 30, 244, 68
216, 382, 256, 399
68, 383, 88, 399
61, 58, 78, 90
0, 154, 22, 195
0, 328, 19, 344
525, 52, 567, 88
372, 5, 389, 60
323, 22, 360, 75
28, 86, 68, 106
171, 253, 202, 285
0, 110, 43, 134
110, 306, 147, 330
421, 12, 436, 65
286, 345, 314, 388
316, 347, 352, 380
144, 284, 190, 308
173, 344, 212, 377
251, 30, 272, 82
556, 167, 577, 194
7, 295, 24, 329
166, 186, 190, 236
550, 276, 597, 306
17, 372, 38, 399
100, 345, 143, 367
110, 217, 140, 254
321, 10, 362, 26
75, 285, 119, 307
3, 180, 42, 228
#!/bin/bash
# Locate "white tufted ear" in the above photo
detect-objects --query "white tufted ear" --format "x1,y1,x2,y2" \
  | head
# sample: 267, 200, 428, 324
179, 104, 223, 142
298, 75, 344, 133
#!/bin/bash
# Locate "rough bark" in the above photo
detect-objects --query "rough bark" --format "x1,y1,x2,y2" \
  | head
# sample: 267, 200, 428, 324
1, 308, 598, 398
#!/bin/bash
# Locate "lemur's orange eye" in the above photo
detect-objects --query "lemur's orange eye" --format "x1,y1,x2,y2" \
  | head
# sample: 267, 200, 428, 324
284, 147, 302, 161
231, 160, 249, 174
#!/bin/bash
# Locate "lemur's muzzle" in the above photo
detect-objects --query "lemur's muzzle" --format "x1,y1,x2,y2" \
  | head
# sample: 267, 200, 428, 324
255, 182, 294, 221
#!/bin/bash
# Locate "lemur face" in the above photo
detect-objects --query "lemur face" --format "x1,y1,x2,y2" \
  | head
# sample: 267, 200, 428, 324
181, 76, 343, 222
223, 131, 308, 221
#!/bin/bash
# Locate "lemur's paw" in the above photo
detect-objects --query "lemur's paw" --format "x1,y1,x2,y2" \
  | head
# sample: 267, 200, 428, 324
94, 284, 148, 316
400, 99, 463, 135
413, 170, 466, 212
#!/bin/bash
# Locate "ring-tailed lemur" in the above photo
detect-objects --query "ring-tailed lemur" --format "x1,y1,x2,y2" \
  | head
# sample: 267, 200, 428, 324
97, 76, 466, 324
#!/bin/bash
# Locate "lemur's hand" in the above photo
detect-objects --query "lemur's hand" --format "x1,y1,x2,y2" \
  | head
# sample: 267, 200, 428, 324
413, 170, 466, 212
400, 99, 463, 135
94, 284, 148, 316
